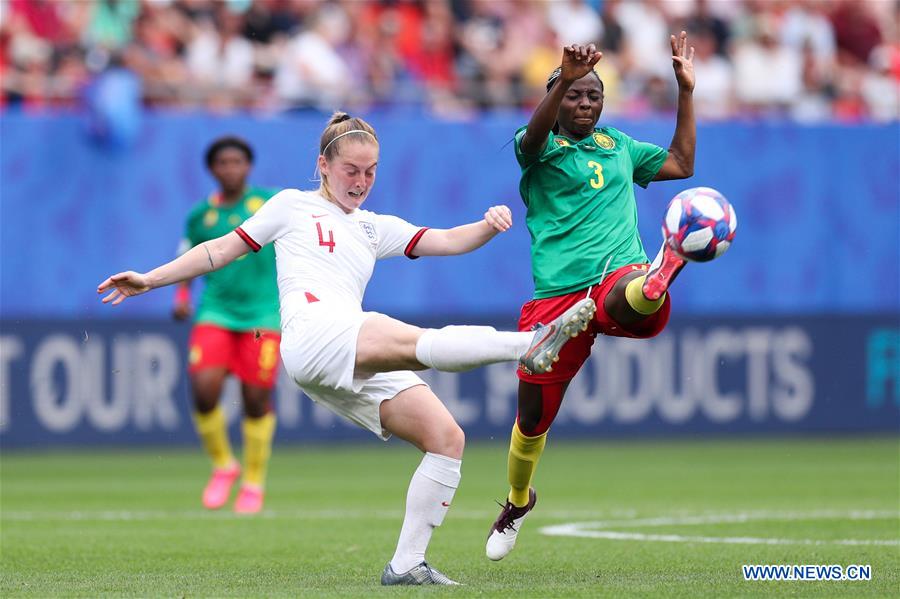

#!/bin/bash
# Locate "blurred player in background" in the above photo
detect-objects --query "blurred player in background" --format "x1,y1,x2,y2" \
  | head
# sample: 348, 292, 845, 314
99, 112, 595, 585
486, 33, 697, 561
174, 136, 280, 514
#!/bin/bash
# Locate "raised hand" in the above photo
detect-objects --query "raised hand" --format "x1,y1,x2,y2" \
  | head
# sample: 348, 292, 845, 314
560, 44, 603, 84
97, 271, 152, 306
484, 205, 513, 233
671, 31, 695, 92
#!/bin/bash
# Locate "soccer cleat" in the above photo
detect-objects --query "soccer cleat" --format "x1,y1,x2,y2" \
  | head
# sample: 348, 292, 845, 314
202, 463, 240, 510
642, 242, 686, 301
486, 487, 537, 561
233, 484, 264, 514
519, 298, 595, 374
380, 562, 460, 586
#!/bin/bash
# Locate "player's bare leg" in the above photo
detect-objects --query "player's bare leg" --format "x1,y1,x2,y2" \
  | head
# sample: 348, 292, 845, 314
378, 386, 463, 585
192, 368, 240, 510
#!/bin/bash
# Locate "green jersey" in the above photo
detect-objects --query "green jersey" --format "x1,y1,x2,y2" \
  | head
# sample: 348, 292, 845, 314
515, 126, 668, 299
183, 186, 280, 331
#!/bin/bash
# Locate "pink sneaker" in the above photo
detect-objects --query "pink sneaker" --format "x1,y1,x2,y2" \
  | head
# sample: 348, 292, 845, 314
234, 484, 264, 514
202, 463, 240, 510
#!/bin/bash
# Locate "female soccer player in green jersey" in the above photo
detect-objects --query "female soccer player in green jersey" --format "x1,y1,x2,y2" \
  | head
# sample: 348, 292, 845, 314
486, 33, 697, 561
173, 136, 281, 514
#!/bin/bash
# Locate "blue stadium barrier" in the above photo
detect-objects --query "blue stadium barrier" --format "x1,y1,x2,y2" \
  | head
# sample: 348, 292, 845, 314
0, 111, 897, 318
1, 315, 897, 448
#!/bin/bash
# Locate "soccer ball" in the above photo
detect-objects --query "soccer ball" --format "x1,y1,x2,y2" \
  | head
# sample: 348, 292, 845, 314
662, 187, 737, 262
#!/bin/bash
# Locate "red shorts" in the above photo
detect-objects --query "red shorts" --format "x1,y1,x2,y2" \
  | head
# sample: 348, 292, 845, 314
188, 323, 282, 389
517, 263, 671, 385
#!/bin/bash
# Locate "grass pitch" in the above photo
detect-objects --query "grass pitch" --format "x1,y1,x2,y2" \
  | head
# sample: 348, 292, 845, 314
2, 438, 898, 597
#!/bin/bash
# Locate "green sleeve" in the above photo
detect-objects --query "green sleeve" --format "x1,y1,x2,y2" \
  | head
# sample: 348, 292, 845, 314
183, 204, 203, 248
628, 137, 668, 189
514, 126, 567, 169
514, 127, 540, 168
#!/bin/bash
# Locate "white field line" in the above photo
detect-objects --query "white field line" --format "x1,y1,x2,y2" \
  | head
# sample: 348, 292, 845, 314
0, 508, 638, 522
540, 510, 900, 547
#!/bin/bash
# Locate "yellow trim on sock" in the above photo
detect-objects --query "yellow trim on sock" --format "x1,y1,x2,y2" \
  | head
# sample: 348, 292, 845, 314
507, 422, 547, 507
625, 275, 665, 315
242, 413, 276, 487
194, 406, 234, 469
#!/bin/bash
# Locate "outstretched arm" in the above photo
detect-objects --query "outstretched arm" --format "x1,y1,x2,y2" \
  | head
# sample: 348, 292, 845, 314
520, 44, 603, 156
98, 231, 250, 305
655, 31, 696, 181
412, 205, 512, 257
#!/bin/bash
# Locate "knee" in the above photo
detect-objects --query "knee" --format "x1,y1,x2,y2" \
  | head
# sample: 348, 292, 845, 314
191, 371, 225, 413
242, 391, 272, 419
424, 422, 465, 459
604, 272, 639, 312
516, 412, 542, 437
192, 391, 219, 414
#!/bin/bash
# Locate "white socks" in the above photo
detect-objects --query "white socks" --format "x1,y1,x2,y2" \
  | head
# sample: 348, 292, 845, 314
414, 326, 533, 372
390, 452, 462, 574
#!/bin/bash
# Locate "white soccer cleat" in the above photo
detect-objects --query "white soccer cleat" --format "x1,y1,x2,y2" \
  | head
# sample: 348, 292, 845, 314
519, 299, 595, 375
486, 487, 537, 561
381, 561, 459, 585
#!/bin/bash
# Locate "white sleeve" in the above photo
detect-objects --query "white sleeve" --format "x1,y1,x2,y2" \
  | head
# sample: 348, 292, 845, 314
374, 213, 428, 260
236, 189, 295, 251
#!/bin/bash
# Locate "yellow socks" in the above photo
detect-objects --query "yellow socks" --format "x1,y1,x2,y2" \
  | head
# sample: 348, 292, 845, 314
625, 275, 665, 315
507, 422, 547, 507
194, 406, 235, 469
242, 413, 276, 488
194, 406, 276, 489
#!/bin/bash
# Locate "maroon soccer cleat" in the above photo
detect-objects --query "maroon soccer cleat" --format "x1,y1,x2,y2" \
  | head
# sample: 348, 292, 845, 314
486, 487, 537, 561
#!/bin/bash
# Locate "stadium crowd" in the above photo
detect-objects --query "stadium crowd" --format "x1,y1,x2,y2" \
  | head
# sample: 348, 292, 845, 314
1, 0, 897, 121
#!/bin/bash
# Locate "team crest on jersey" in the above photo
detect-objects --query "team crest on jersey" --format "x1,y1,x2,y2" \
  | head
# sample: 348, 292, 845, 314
593, 133, 615, 149
359, 221, 377, 244
245, 197, 264, 214
554, 138, 570, 147
203, 209, 218, 227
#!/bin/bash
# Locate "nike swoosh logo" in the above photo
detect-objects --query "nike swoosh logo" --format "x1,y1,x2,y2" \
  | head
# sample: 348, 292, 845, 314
522, 324, 556, 359
311, 213, 329, 218
441, 502, 451, 507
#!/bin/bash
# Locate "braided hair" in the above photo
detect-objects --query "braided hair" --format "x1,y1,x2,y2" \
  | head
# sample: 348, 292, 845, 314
545, 67, 604, 93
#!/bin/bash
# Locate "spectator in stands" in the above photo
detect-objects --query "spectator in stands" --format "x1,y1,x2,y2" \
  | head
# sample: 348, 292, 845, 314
831, 0, 883, 67
732, 15, 802, 116
274, 3, 352, 110
690, 25, 734, 120
0, 0, 894, 122
547, 0, 602, 46
682, 0, 730, 57
186, 4, 255, 109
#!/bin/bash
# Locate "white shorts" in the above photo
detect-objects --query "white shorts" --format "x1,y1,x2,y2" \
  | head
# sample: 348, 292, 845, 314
280, 303, 426, 440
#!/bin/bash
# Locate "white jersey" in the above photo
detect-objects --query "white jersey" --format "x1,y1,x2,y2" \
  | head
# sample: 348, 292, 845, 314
236, 189, 426, 329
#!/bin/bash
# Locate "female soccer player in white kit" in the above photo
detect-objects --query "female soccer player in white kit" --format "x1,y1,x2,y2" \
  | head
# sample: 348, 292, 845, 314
97, 112, 595, 586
